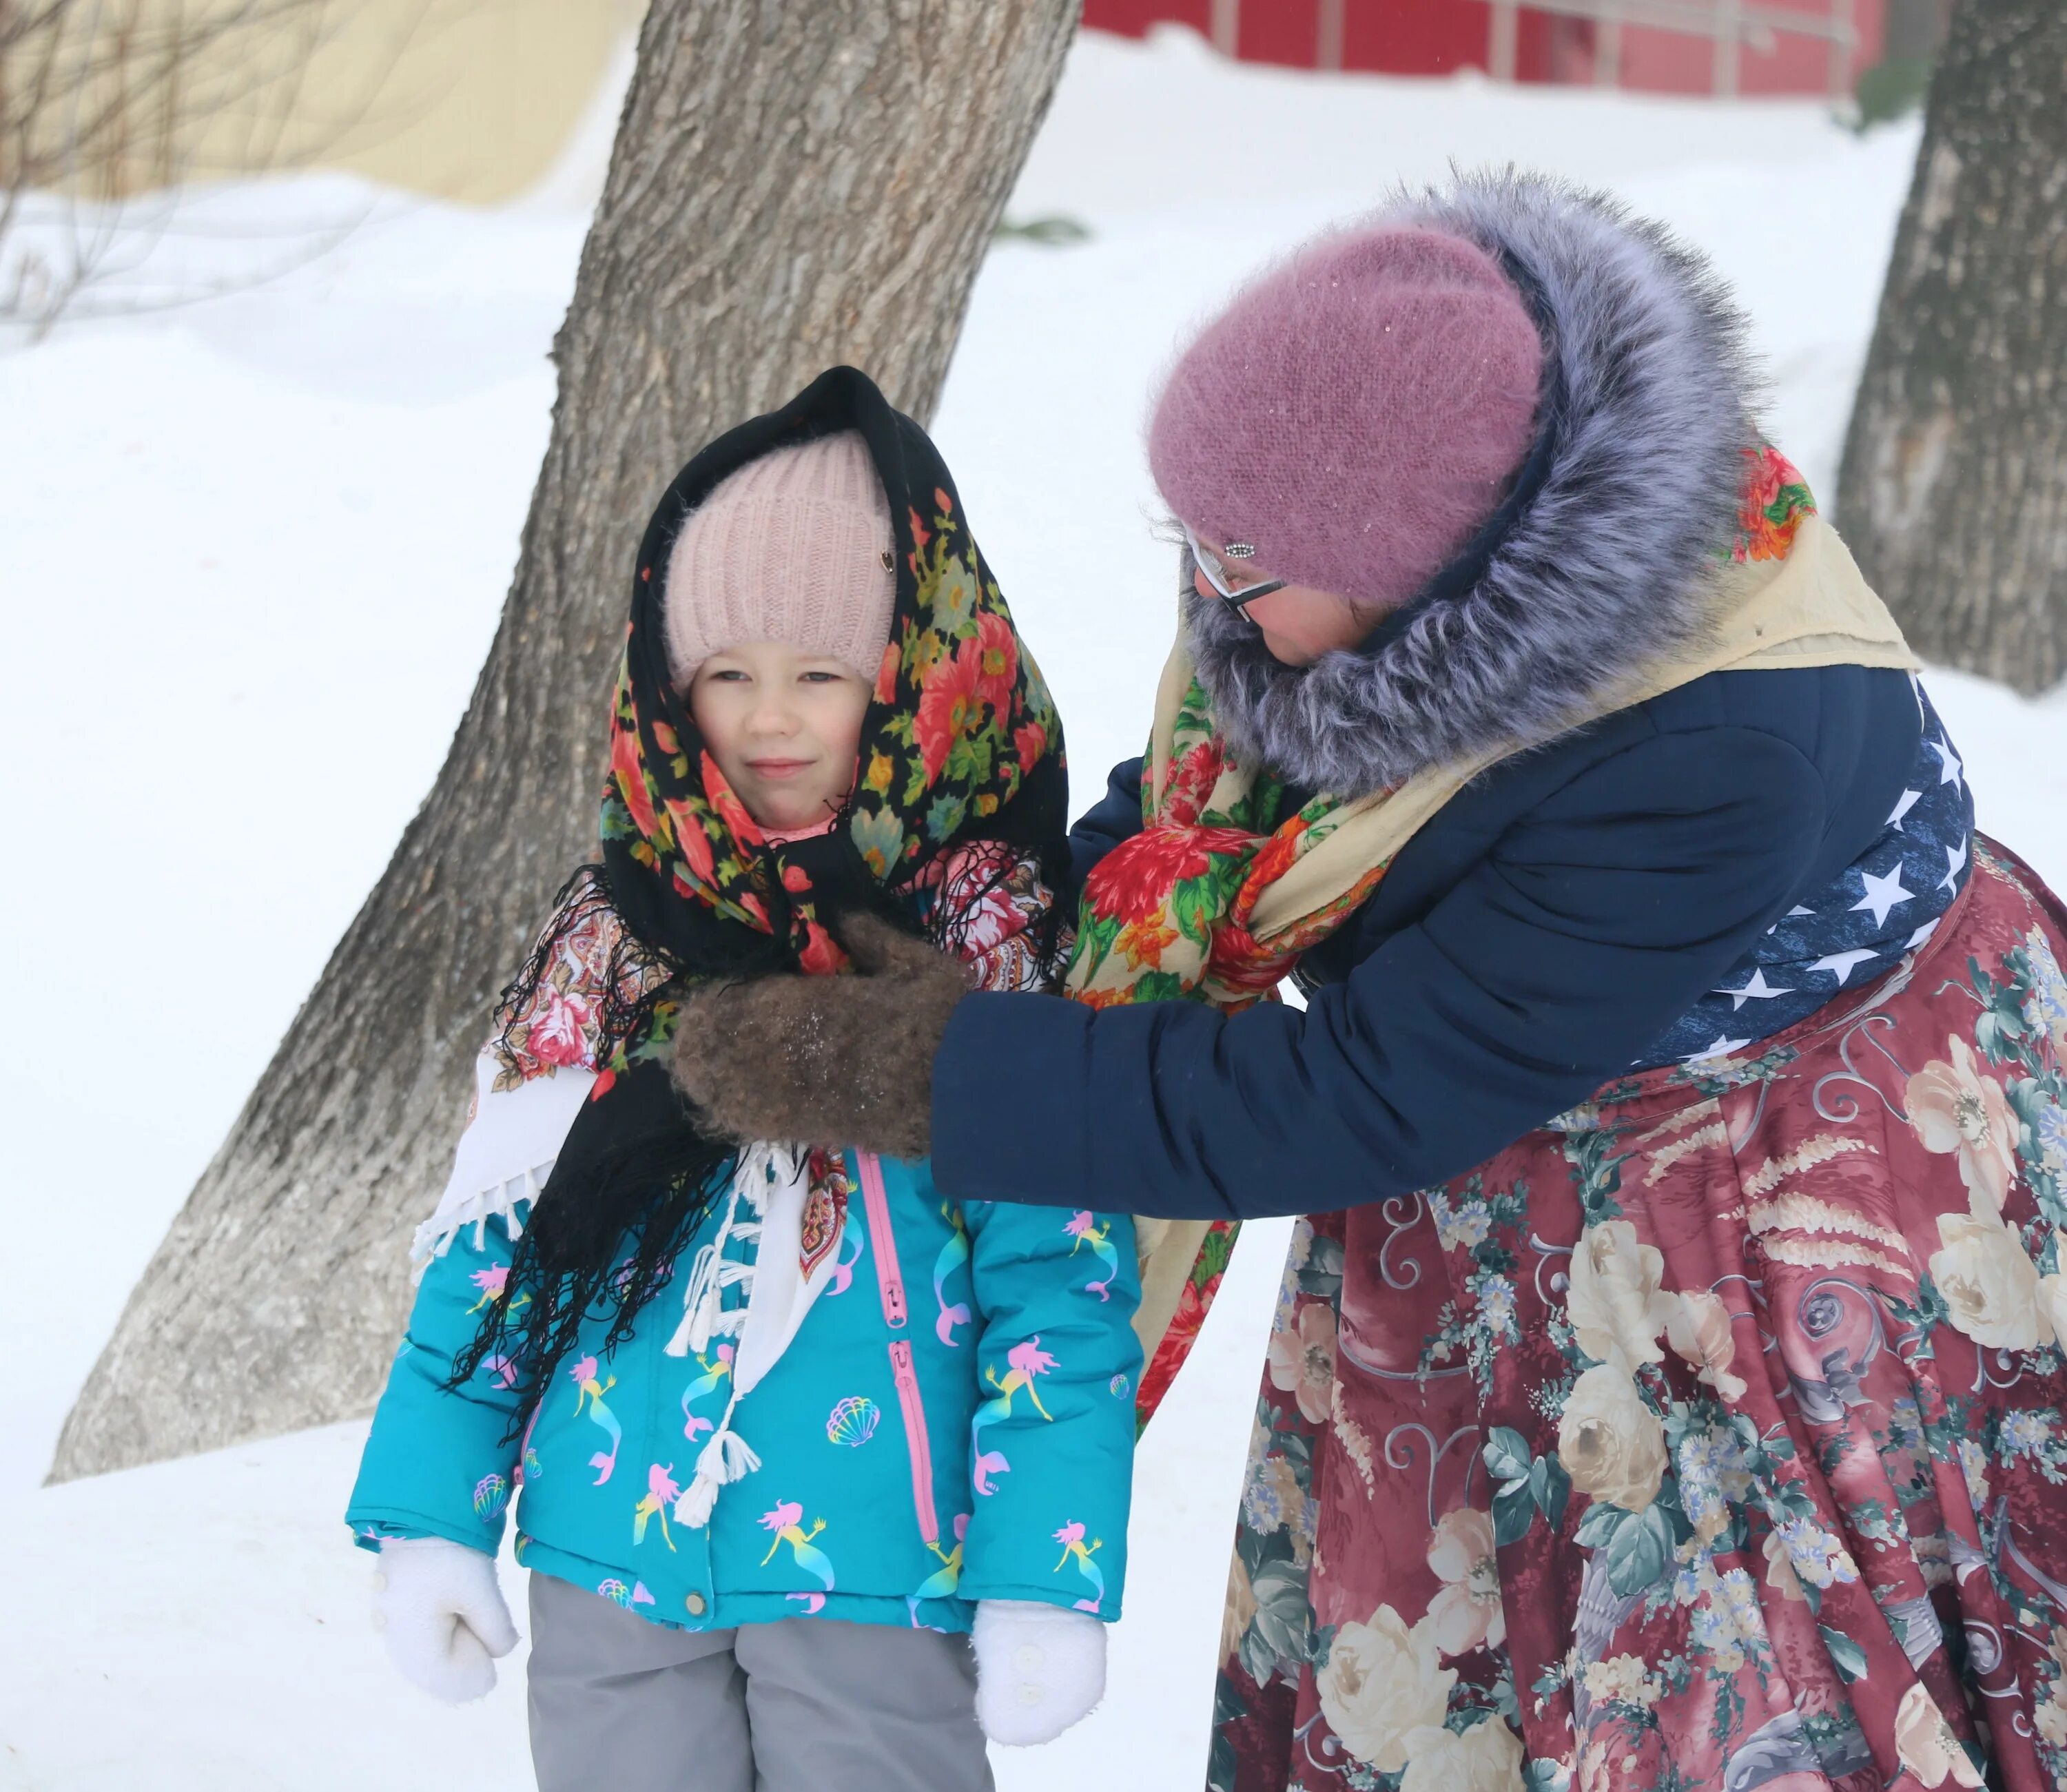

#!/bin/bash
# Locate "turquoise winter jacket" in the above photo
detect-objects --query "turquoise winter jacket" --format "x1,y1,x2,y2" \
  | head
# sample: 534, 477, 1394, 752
347, 1145, 1141, 1634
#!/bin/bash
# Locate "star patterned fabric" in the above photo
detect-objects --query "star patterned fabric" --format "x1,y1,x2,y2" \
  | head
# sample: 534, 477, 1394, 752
1640, 677, 1974, 1068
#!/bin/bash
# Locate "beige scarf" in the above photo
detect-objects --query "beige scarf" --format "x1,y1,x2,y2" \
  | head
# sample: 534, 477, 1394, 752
1126, 513, 1919, 1381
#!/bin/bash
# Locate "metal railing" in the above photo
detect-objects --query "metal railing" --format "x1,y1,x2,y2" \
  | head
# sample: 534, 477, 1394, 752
1195, 0, 1861, 99
1486, 0, 1860, 96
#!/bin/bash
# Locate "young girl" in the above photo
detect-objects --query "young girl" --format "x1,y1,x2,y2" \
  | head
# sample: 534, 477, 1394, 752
345, 368, 1141, 1792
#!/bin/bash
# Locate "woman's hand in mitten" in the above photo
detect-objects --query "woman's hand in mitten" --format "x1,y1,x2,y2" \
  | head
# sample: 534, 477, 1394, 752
371, 1536, 519, 1703
972, 1599, 1107, 1744
670, 911, 971, 1159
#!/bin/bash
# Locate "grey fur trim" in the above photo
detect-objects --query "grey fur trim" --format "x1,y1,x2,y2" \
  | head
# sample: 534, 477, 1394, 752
1186, 168, 1765, 799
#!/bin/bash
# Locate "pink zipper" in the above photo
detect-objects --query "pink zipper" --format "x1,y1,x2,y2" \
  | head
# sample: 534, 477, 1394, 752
888, 1339, 939, 1546
856, 1151, 907, 1330
856, 1153, 936, 1545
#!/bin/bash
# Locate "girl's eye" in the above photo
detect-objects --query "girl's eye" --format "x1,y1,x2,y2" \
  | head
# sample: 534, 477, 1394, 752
799, 672, 843, 685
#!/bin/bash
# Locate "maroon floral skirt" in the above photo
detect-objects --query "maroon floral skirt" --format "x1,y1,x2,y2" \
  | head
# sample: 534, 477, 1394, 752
1210, 838, 2067, 1792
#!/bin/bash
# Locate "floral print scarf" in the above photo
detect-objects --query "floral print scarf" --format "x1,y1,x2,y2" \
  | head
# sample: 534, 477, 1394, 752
1065, 677, 1391, 1427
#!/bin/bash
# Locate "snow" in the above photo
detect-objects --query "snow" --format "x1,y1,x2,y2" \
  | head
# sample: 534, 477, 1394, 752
4, 20, 2064, 1787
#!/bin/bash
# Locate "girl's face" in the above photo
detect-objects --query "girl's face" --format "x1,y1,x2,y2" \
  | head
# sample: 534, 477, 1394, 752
688, 641, 872, 834
1190, 561, 1384, 668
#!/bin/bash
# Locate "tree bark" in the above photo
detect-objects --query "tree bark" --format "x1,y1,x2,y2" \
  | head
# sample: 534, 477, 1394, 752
50, 0, 1078, 1482
1835, 0, 2067, 694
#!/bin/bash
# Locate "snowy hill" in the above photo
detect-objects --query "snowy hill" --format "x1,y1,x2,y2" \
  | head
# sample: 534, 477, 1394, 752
4, 22, 2064, 1789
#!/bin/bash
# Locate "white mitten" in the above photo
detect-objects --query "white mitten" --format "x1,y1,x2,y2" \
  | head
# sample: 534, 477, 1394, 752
371, 1536, 519, 1704
972, 1599, 1107, 1745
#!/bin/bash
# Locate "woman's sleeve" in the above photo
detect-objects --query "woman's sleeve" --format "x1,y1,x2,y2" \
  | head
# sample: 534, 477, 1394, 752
344, 1212, 536, 1555
954, 1202, 1142, 1618
933, 726, 1830, 1220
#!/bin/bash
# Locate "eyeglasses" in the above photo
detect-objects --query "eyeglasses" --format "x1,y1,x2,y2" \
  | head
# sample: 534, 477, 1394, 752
1182, 523, 1287, 614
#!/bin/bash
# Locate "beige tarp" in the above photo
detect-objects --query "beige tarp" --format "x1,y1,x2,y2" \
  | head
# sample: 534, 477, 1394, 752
5, 0, 640, 205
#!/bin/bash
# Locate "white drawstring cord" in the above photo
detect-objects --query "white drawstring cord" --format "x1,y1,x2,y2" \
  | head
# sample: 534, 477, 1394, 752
663, 1144, 779, 1359
661, 1142, 806, 1527
674, 1381, 761, 1528
668, 1228, 759, 1359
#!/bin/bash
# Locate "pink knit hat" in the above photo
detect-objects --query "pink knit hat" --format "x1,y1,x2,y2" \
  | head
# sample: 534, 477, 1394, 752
664, 430, 897, 686
1149, 225, 1545, 610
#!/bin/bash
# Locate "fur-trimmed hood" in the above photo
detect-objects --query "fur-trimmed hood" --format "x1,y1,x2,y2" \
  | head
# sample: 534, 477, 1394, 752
1183, 169, 1763, 799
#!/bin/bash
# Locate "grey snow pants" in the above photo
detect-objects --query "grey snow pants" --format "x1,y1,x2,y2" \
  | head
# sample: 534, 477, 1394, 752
526, 1571, 995, 1792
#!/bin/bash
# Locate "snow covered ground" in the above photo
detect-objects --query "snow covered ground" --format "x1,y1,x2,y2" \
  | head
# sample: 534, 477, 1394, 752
5, 21, 2066, 1789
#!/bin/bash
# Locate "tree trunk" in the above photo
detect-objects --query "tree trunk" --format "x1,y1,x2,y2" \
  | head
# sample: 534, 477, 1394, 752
1835, 0, 2067, 694
50, 0, 1078, 1483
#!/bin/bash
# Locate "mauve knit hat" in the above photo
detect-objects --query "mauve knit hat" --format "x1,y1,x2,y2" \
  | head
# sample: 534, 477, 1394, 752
1149, 224, 1545, 611
663, 429, 897, 686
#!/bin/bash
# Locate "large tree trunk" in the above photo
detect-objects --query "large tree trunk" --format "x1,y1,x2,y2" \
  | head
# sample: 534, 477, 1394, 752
1835, 0, 2067, 694
50, 0, 1078, 1482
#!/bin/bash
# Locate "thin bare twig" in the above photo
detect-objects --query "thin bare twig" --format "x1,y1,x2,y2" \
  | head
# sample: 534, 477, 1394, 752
1, 0, 429, 336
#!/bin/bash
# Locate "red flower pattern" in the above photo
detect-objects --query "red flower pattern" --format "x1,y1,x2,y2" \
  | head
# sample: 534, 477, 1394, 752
1084, 824, 1253, 927
526, 987, 597, 1069
1733, 443, 1816, 564
662, 798, 715, 887
913, 639, 985, 785
1207, 846, 2067, 1792
609, 715, 659, 839
1013, 719, 1047, 771
970, 610, 1018, 714
701, 753, 763, 849
1138, 1270, 1219, 1421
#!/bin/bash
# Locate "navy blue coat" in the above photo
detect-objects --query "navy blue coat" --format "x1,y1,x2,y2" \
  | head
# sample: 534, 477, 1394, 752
929, 664, 1924, 1222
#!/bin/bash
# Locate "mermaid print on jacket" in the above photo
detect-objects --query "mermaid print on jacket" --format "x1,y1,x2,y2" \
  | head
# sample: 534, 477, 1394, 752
826, 1225, 866, 1299
1063, 1212, 1121, 1301
633, 1463, 680, 1552
466, 1264, 511, 1315
917, 1514, 969, 1603
1051, 1521, 1104, 1614
906, 1514, 970, 1626
514, 1397, 546, 1488
679, 1343, 734, 1443
759, 1500, 836, 1615
971, 1337, 1058, 1496
569, 1355, 623, 1485
349, 1148, 1141, 1640
932, 1206, 972, 1346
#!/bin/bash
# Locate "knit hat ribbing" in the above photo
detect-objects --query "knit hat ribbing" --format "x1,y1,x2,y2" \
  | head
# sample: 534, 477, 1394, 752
663, 430, 896, 686
1148, 225, 1545, 611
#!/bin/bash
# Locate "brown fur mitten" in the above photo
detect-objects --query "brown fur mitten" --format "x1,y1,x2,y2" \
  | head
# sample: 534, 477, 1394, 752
669, 912, 974, 1159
